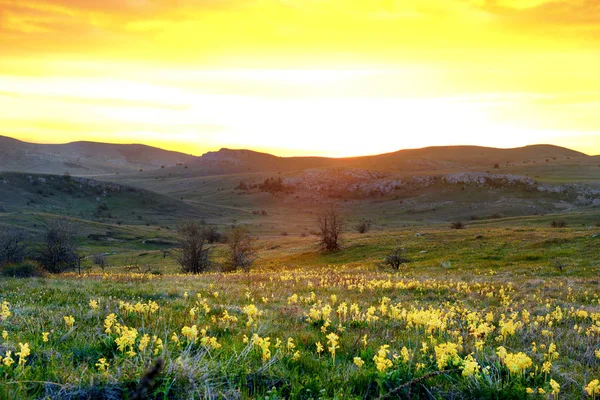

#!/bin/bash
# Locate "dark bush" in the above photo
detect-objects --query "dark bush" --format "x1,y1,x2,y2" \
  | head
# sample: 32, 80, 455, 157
355, 219, 372, 234
0, 228, 29, 266
38, 219, 79, 273
176, 221, 212, 274
550, 220, 567, 228
1, 261, 46, 278
450, 221, 466, 229
317, 208, 343, 252
381, 248, 410, 270
224, 226, 256, 272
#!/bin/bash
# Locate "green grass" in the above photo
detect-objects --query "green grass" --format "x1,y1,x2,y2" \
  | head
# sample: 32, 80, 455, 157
1, 226, 599, 399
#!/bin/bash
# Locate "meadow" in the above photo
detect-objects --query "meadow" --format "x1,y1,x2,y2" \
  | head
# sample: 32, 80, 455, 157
1, 226, 600, 399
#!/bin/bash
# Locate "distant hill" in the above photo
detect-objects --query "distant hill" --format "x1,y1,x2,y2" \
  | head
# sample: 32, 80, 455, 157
0, 135, 197, 175
183, 144, 587, 176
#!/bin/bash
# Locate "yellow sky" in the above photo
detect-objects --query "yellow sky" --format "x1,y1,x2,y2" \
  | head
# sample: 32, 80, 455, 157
1, 0, 599, 156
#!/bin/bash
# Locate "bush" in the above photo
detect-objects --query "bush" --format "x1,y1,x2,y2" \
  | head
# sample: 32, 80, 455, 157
38, 219, 79, 273
381, 248, 410, 270
355, 220, 372, 234
202, 226, 222, 244
1, 261, 46, 278
450, 221, 465, 229
176, 221, 212, 274
93, 254, 107, 270
317, 208, 343, 252
224, 226, 256, 272
0, 228, 29, 267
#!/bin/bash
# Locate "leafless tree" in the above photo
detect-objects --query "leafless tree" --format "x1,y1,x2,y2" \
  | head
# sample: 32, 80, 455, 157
176, 221, 212, 274
93, 253, 107, 271
38, 219, 78, 273
317, 208, 343, 252
225, 226, 256, 272
0, 228, 28, 266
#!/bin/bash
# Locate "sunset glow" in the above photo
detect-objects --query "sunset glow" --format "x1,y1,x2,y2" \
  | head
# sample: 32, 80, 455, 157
1, 0, 599, 156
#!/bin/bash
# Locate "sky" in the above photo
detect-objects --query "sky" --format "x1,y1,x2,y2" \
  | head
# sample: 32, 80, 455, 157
0, 0, 599, 157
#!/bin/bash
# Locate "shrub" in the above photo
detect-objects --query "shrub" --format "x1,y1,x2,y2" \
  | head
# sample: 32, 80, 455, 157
0, 228, 29, 267
1, 261, 46, 278
38, 219, 79, 273
176, 221, 212, 274
224, 226, 256, 272
450, 221, 465, 229
202, 226, 222, 244
355, 220, 372, 234
381, 248, 410, 270
551, 220, 567, 228
93, 254, 107, 270
317, 208, 343, 252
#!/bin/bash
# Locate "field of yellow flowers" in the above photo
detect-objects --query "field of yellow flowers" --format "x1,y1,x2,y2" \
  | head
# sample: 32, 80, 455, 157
1, 262, 600, 399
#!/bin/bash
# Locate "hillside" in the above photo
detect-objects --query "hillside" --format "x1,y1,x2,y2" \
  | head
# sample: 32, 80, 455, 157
0, 135, 197, 175
0, 172, 238, 231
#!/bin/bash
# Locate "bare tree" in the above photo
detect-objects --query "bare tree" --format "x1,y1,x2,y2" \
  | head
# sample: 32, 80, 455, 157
93, 254, 107, 271
176, 221, 212, 274
0, 228, 28, 266
38, 219, 78, 273
225, 226, 256, 272
317, 208, 343, 252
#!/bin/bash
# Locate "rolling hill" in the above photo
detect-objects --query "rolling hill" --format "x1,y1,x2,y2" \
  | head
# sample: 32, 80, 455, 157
0, 135, 197, 175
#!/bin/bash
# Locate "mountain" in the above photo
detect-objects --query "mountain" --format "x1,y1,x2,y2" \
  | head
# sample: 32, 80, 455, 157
0, 135, 197, 175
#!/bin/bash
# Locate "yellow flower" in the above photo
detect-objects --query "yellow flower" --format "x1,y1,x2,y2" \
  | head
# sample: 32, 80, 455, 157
353, 357, 364, 368
42, 332, 49, 343
550, 379, 560, 396
3, 351, 15, 367
435, 342, 461, 370
326, 332, 340, 362
315, 341, 324, 355
115, 326, 138, 355
292, 350, 301, 361
0, 301, 11, 321
287, 337, 296, 351
16, 342, 30, 365
1, 330, 7, 340
89, 299, 99, 310
584, 379, 600, 396
526, 388, 534, 394
181, 325, 198, 341
96, 357, 109, 372
154, 337, 164, 355
461, 354, 480, 377
139, 334, 150, 352
171, 332, 180, 343
64, 315, 75, 328
373, 345, 393, 372
104, 313, 117, 334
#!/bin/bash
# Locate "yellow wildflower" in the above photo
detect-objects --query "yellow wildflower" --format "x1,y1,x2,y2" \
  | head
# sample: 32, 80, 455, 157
3, 351, 14, 367
584, 379, 600, 396
16, 342, 30, 365
42, 332, 49, 343
96, 357, 109, 372
64, 315, 75, 328
373, 345, 393, 372
353, 357, 365, 368
89, 299, 99, 310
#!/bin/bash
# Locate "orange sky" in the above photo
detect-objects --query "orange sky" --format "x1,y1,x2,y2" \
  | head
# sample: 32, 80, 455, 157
1, 0, 599, 156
